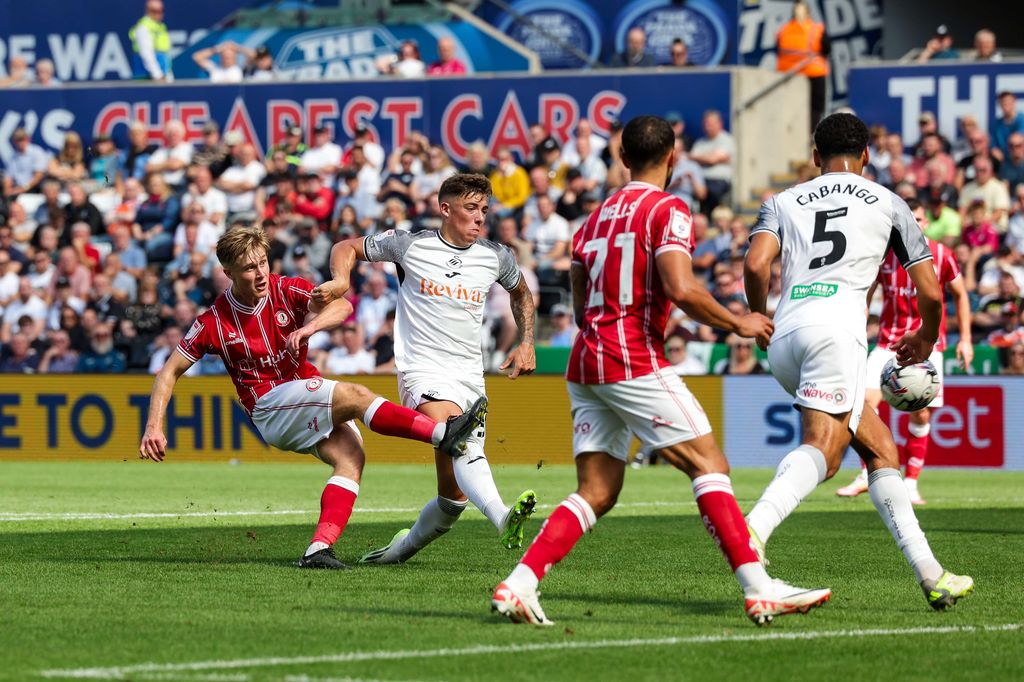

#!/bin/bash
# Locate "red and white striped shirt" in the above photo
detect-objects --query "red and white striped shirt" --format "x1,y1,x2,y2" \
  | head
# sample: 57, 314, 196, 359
876, 240, 960, 352
567, 181, 694, 384
176, 274, 320, 413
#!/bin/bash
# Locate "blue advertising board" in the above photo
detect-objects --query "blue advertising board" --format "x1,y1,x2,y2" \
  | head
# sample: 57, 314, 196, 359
0, 0, 253, 82
171, 23, 530, 81
0, 71, 731, 166
738, 0, 883, 103
848, 61, 1024, 145
475, 0, 739, 69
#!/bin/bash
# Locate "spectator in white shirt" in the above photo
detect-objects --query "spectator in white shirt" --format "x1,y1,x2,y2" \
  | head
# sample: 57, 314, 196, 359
561, 118, 607, 168
192, 41, 245, 83
322, 324, 376, 375
356, 272, 396, 341
300, 126, 343, 187
173, 204, 219, 259
145, 120, 193, 189
525, 194, 571, 271
351, 124, 386, 172
2, 277, 47, 342
181, 166, 228, 231
216, 144, 267, 220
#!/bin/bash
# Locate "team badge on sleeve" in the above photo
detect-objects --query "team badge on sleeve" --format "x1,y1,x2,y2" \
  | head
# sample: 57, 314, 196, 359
670, 209, 692, 240
306, 378, 323, 391
183, 320, 203, 345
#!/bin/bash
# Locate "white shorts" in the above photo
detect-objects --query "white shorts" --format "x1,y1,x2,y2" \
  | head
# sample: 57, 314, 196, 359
768, 327, 867, 434
865, 347, 945, 407
250, 377, 360, 457
397, 369, 487, 445
568, 367, 713, 462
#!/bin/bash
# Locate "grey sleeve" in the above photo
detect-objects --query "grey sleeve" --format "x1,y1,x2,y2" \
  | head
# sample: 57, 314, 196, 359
495, 244, 523, 291
363, 229, 411, 264
750, 195, 781, 244
887, 195, 933, 269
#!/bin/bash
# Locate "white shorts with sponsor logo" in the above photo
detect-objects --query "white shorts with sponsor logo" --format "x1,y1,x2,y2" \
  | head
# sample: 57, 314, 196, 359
568, 367, 713, 462
397, 369, 487, 445
768, 327, 867, 434
250, 377, 360, 457
865, 347, 945, 407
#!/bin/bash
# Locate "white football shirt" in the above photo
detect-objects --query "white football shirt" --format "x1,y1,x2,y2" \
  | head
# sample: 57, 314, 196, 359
752, 172, 932, 347
363, 229, 522, 376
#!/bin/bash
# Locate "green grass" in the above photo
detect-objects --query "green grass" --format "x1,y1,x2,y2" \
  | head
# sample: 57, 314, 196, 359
1, 462, 1022, 681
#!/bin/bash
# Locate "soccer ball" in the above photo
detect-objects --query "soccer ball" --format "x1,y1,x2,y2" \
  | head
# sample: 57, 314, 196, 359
880, 358, 939, 412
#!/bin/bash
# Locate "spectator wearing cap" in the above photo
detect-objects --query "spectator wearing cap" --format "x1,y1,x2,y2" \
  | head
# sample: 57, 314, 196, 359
244, 45, 277, 81
191, 121, 229, 178
145, 120, 193, 189
913, 112, 952, 157
956, 129, 999, 188
973, 29, 1003, 62
547, 303, 577, 347
923, 186, 962, 244
122, 122, 157, 181
3, 128, 49, 197
665, 111, 694, 151
536, 136, 570, 191
87, 134, 123, 194
689, 110, 734, 215
960, 156, 1011, 231
490, 148, 530, 217
999, 132, 1024, 195
668, 135, 706, 213
555, 168, 589, 222
427, 37, 467, 76
992, 92, 1024, 162
192, 41, 244, 83
609, 27, 656, 68
295, 172, 335, 231
76, 321, 126, 373
917, 25, 958, 62
560, 118, 607, 168
182, 165, 228, 231
300, 126, 342, 187
216, 143, 266, 222
669, 38, 690, 68
265, 126, 307, 170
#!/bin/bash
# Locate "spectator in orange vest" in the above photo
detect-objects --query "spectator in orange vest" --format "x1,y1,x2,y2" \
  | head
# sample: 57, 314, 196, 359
776, 1, 830, 132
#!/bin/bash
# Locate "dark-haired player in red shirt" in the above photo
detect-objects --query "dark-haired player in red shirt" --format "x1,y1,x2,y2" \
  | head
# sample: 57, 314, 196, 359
139, 227, 486, 569
837, 197, 973, 504
491, 116, 831, 627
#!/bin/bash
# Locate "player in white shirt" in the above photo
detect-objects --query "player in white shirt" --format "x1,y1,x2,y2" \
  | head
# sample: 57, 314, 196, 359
743, 113, 974, 610
313, 173, 540, 561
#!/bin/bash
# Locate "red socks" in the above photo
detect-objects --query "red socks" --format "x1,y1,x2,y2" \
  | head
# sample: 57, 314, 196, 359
692, 474, 759, 570
311, 476, 359, 547
904, 422, 930, 480
363, 396, 440, 445
520, 494, 595, 580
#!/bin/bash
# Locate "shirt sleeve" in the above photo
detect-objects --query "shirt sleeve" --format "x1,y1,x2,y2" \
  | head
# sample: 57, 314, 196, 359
651, 196, 694, 258
887, 195, 933, 269
363, 228, 411, 264
280, 276, 314, 319
176, 314, 213, 363
495, 244, 523, 291
942, 247, 962, 285
750, 195, 781, 245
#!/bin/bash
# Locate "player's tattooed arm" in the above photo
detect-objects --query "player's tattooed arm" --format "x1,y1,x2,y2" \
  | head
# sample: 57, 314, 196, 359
312, 237, 366, 307
501, 276, 537, 379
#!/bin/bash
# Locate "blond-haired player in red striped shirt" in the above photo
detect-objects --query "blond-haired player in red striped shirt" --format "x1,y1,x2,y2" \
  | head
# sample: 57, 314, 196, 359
491, 115, 831, 628
837, 197, 973, 504
139, 226, 486, 569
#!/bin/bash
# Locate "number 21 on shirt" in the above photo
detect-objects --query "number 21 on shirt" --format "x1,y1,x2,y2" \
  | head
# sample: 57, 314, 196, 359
582, 233, 636, 308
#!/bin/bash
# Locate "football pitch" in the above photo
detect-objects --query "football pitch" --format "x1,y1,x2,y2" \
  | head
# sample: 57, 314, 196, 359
1, 462, 1021, 682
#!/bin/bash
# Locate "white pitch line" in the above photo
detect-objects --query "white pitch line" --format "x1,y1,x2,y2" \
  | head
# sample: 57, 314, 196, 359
38, 623, 1021, 679
0, 501, 697, 523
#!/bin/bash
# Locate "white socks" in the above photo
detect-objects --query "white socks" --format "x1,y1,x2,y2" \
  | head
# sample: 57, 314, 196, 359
454, 442, 508, 530
868, 468, 943, 582
746, 444, 828, 544
505, 563, 540, 593
396, 496, 467, 562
